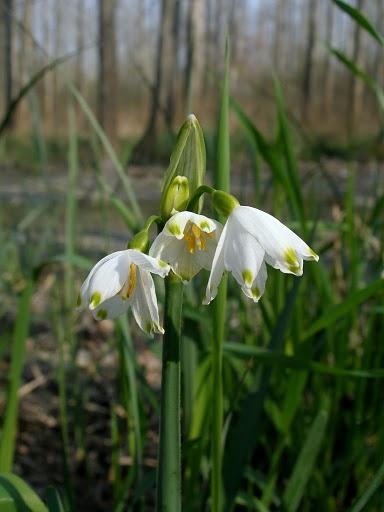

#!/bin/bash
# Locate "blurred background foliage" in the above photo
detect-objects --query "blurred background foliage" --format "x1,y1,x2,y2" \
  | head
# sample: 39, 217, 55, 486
0, 0, 384, 511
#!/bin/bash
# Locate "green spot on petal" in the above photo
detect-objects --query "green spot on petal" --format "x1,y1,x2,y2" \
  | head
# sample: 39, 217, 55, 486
252, 286, 261, 299
284, 248, 300, 273
159, 259, 168, 268
90, 291, 101, 308
96, 309, 107, 320
200, 220, 210, 231
309, 248, 319, 261
76, 293, 82, 307
242, 269, 253, 287
146, 321, 152, 334
169, 223, 181, 236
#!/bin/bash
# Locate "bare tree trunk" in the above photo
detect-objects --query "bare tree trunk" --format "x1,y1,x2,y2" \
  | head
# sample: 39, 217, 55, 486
165, 0, 180, 127
75, 0, 85, 92
301, 0, 317, 121
135, 0, 173, 158
203, 0, 213, 92
16, 0, 32, 129
347, 0, 364, 136
323, 1, 334, 112
1, 0, 14, 125
184, 0, 204, 114
273, 0, 285, 75
42, 0, 50, 123
51, 0, 62, 132
97, 0, 118, 142
372, 0, 383, 85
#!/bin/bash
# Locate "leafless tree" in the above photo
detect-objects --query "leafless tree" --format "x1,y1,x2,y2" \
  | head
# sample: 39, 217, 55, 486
347, 0, 365, 134
97, 0, 118, 141
302, 0, 317, 121
1, 0, 14, 124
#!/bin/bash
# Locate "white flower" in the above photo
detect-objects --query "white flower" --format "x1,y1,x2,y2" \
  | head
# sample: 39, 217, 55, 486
78, 249, 170, 336
204, 205, 319, 304
149, 211, 222, 282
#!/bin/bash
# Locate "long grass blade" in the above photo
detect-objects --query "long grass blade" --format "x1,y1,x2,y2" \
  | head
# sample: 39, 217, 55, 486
350, 459, 384, 512
0, 473, 48, 512
0, 280, 33, 472
332, 0, 384, 47
283, 401, 329, 512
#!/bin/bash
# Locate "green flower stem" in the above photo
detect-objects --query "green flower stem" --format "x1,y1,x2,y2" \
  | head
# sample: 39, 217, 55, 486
156, 274, 184, 512
186, 184, 215, 212
211, 274, 227, 511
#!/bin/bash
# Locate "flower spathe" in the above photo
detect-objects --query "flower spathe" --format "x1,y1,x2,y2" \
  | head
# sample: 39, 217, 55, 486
149, 211, 222, 282
78, 249, 170, 336
204, 205, 319, 304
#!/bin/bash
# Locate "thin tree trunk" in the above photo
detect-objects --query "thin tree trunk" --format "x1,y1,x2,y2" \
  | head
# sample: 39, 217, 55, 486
1, 0, 13, 125
97, 0, 118, 141
184, 0, 205, 114
52, 0, 62, 132
75, 0, 85, 92
302, 0, 317, 121
347, 0, 364, 136
135, 0, 173, 159
323, 1, 334, 112
273, 0, 285, 75
165, 0, 180, 127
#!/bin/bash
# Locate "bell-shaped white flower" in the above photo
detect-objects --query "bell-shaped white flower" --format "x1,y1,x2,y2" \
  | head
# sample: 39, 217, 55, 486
78, 249, 170, 336
149, 211, 222, 282
204, 205, 318, 304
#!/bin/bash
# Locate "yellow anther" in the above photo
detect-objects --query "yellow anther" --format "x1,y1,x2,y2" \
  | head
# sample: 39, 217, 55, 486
127, 263, 137, 298
183, 222, 212, 253
192, 224, 202, 239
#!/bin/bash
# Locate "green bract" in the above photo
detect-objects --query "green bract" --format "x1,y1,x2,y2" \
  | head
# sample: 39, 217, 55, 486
160, 114, 206, 220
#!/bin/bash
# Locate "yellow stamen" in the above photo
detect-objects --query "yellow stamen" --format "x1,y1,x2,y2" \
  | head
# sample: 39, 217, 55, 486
184, 222, 212, 253
127, 263, 137, 298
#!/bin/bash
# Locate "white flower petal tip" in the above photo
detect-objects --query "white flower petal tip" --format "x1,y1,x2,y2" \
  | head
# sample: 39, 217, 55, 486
79, 249, 165, 335
150, 211, 222, 281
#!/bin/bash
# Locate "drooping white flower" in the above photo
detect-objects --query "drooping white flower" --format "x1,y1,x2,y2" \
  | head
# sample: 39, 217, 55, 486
204, 205, 319, 304
78, 249, 170, 336
149, 211, 222, 282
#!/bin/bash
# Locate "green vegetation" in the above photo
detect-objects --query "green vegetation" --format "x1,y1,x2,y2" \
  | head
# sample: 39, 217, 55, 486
1, 2, 384, 511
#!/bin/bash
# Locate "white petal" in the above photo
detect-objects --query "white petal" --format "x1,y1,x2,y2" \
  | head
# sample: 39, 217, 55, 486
79, 251, 121, 307
233, 206, 318, 276
149, 231, 173, 259
92, 295, 130, 320
131, 268, 163, 336
191, 223, 222, 271
128, 249, 170, 277
150, 221, 222, 282
164, 211, 219, 239
248, 261, 268, 302
223, 218, 265, 295
81, 251, 131, 309
203, 222, 228, 304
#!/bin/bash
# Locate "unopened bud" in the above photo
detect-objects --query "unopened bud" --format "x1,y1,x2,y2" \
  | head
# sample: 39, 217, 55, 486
212, 190, 239, 218
160, 114, 206, 219
127, 229, 149, 253
160, 175, 190, 221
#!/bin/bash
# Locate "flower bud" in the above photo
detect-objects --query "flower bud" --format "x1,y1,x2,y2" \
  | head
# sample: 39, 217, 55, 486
160, 114, 206, 220
160, 175, 190, 221
212, 190, 239, 218
127, 229, 150, 253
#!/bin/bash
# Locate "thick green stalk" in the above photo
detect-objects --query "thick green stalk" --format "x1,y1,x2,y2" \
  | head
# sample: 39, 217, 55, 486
211, 37, 230, 512
156, 275, 184, 512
